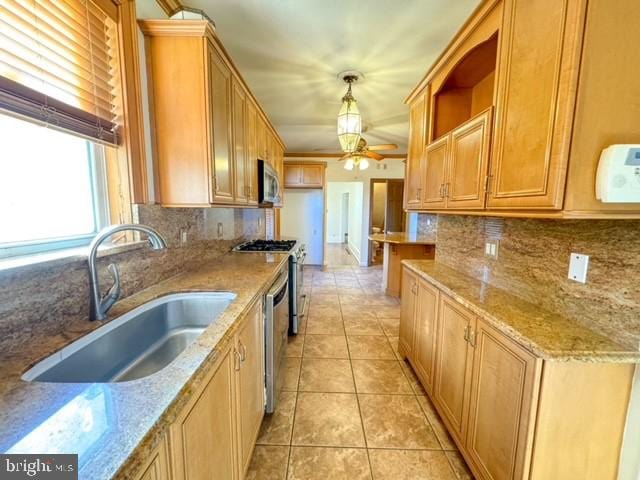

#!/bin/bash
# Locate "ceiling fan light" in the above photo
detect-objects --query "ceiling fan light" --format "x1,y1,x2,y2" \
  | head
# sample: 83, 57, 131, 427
358, 158, 369, 170
344, 158, 355, 170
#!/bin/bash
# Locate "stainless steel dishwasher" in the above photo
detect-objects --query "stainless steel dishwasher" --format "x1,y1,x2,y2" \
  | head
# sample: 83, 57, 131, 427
264, 267, 289, 414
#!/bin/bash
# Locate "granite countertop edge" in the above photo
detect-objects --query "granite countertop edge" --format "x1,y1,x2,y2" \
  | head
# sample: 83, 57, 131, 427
368, 232, 437, 245
402, 259, 640, 363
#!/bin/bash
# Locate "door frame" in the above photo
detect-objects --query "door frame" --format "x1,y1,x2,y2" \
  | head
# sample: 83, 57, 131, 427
367, 178, 406, 265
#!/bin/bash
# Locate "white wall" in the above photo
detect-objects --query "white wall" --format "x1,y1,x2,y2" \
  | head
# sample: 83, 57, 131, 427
289, 157, 405, 266
280, 189, 324, 265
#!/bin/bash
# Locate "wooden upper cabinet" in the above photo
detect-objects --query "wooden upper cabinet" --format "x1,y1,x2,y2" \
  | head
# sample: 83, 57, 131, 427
405, 91, 428, 209
466, 318, 540, 480
446, 107, 492, 209
140, 20, 285, 208
231, 79, 248, 203
433, 294, 475, 445
208, 46, 234, 203
236, 301, 265, 475
488, 0, 586, 210
245, 101, 259, 205
170, 349, 237, 480
413, 279, 439, 394
283, 163, 324, 189
422, 136, 448, 208
398, 267, 418, 359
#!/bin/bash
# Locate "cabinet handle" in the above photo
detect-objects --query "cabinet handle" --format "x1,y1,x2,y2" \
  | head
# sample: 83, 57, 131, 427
439, 183, 444, 198
415, 188, 421, 201
485, 174, 493, 195
445, 182, 450, 198
468, 329, 477, 347
213, 175, 218, 192
234, 349, 242, 371
463, 325, 470, 342
239, 341, 247, 362
411, 283, 417, 295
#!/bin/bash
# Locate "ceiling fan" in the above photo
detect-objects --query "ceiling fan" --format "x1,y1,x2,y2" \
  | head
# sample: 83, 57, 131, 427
339, 138, 398, 170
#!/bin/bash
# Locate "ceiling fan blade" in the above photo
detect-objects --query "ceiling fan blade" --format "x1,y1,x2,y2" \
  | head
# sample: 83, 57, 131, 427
367, 143, 399, 151
366, 151, 385, 161
338, 153, 352, 161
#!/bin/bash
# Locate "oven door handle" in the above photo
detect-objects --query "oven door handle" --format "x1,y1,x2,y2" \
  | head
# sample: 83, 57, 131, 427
267, 270, 289, 307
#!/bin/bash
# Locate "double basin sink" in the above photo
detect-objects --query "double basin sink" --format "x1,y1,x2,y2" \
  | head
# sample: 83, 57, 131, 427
23, 292, 236, 383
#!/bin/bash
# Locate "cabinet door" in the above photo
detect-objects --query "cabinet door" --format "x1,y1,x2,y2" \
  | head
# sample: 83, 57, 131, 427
412, 279, 439, 394
236, 301, 265, 475
422, 136, 448, 208
208, 46, 235, 203
171, 349, 236, 480
302, 165, 323, 187
466, 319, 540, 480
405, 91, 428, 209
447, 108, 492, 209
488, 0, 585, 209
284, 165, 302, 186
398, 267, 418, 359
135, 436, 170, 480
433, 295, 475, 444
232, 80, 248, 204
245, 101, 259, 205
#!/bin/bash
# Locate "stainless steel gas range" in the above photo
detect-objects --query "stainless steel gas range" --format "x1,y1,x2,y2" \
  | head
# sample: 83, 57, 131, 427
233, 239, 306, 334
233, 239, 306, 414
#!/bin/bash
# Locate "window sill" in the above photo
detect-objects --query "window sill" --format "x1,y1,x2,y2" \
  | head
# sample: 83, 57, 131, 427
0, 241, 149, 276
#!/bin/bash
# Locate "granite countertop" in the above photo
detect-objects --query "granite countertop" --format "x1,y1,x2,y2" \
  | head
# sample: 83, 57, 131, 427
0, 251, 290, 479
369, 232, 437, 245
403, 260, 640, 363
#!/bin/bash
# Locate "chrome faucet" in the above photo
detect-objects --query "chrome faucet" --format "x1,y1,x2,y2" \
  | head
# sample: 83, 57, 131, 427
88, 224, 167, 321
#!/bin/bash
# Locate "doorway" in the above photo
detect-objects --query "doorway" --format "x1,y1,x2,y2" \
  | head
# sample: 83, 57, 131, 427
368, 178, 405, 265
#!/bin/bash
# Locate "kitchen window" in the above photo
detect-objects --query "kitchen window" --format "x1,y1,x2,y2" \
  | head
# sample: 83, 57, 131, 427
0, 0, 147, 259
0, 113, 110, 258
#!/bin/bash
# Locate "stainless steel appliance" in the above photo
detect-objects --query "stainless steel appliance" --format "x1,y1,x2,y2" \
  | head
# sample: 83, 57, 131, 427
264, 267, 289, 414
258, 159, 281, 206
233, 239, 306, 335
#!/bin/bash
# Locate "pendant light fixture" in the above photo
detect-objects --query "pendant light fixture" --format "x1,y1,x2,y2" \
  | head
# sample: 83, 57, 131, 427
337, 73, 362, 152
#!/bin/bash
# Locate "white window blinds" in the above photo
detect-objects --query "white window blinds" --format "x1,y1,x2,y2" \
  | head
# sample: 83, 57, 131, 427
0, 0, 120, 144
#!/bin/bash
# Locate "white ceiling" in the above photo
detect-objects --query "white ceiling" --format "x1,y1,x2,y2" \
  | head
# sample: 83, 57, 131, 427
146, 0, 480, 153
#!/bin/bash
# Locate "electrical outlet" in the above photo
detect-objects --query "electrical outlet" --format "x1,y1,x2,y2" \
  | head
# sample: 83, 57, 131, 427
217, 222, 223, 238
179, 228, 188, 245
568, 253, 589, 283
484, 241, 499, 258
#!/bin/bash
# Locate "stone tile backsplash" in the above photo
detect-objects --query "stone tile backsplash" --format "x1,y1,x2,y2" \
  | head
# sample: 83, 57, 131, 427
428, 214, 640, 349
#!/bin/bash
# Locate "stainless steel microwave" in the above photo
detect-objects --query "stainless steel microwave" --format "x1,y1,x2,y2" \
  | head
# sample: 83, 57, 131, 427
258, 159, 281, 206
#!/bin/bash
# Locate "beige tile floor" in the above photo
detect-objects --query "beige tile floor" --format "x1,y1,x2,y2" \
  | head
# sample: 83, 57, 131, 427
247, 264, 474, 480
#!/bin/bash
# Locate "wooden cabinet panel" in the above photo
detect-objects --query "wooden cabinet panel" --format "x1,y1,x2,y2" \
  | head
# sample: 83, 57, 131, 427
488, 0, 585, 209
283, 163, 324, 188
135, 436, 170, 480
302, 164, 323, 187
398, 267, 418, 359
171, 349, 236, 480
422, 136, 448, 208
466, 319, 540, 480
236, 301, 265, 475
433, 295, 475, 444
405, 91, 428, 209
413, 279, 439, 393
208, 46, 234, 203
447, 108, 492, 209
245, 101, 259, 205
232, 80, 247, 203
284, 165, 302, 185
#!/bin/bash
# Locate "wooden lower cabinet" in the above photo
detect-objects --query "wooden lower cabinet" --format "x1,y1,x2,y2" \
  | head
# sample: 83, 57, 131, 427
433, 295, 475, 444
135, 436, 171, 480
398, 268, 418, 359
466, 319, 540, 480
399, 265, 634, 480
235, 301, 265, 475
412, 280, 439, 394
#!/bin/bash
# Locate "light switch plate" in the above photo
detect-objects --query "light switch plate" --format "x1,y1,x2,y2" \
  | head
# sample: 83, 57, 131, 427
568, 253, 589, 283
485, 241, 499, 259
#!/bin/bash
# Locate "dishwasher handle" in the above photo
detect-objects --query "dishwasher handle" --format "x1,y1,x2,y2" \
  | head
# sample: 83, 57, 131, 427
267, 270, 289, 308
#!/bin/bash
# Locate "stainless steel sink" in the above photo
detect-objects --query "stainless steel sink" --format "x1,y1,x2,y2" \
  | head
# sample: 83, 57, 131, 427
23, 292, 236, 383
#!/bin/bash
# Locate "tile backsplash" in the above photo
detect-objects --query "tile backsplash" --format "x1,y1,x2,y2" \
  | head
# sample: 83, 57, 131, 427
0, 205, 267, 382
429, 214, 640, 349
